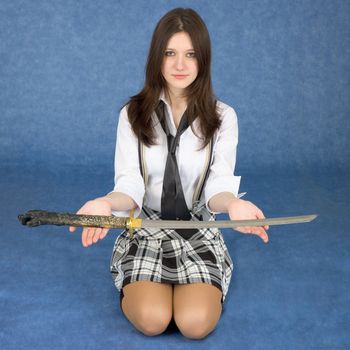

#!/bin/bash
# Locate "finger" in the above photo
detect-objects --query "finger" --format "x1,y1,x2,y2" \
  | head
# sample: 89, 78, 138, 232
235, 226, 252, 234
69, 226, 76, 232
100, 228, 109, 240
92, 228, 102, 243
255, 209, 269, 230
250, 226, 269, 243
82, 228, 89, 247
86, 228, 95, 246
76, 206, 91, 216
256, 208, 266, 220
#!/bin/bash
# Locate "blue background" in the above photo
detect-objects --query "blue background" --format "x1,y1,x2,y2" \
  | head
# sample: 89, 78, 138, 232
1, 1, 349, 349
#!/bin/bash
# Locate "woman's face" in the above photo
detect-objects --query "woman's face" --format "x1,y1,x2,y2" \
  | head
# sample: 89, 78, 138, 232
161, 31, 198, 95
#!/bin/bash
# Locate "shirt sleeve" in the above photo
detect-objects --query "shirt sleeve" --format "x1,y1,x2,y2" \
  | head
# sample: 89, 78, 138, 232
203, 105, 241, 214
109, 105, 145, 217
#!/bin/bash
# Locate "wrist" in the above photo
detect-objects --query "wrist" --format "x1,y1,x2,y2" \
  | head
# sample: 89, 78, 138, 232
95, 197, 113, 208
227, 197, 240, 212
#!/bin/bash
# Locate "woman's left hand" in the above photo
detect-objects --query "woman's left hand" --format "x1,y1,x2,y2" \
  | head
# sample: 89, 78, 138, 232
228, 198, 269, 243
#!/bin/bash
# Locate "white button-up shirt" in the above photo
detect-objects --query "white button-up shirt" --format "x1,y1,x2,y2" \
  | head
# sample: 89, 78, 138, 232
111, 94, 241, 217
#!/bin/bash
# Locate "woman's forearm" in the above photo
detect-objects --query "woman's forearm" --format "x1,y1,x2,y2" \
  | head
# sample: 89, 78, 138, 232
100, 191, 239, 214
207, 192, 239, 213
96, 192, 138, 212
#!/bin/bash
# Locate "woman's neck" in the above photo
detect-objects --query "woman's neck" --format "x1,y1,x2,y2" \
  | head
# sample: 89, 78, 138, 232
165, 88, 187, 109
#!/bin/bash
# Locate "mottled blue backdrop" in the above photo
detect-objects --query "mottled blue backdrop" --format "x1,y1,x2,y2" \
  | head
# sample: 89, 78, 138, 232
1, 0, 349, 173
1, 2, 350, 350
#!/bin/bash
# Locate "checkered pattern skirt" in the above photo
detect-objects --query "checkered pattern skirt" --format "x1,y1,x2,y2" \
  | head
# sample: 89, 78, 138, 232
110, 206, 234, 303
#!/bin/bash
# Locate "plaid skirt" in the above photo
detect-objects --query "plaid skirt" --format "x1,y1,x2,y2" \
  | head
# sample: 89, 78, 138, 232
110, 206, 234, 304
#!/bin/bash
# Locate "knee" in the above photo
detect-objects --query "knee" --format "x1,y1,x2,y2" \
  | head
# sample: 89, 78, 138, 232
136, 306, 172, 336
174, 309, 218, 340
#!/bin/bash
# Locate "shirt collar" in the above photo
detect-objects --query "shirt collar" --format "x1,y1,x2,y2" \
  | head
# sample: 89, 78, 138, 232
158, 90, 178, 135
159, 90, 171, 108
158, 90, 199, 135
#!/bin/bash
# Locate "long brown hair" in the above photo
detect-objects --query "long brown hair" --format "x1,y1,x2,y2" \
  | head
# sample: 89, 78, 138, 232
126, 8, 221, 148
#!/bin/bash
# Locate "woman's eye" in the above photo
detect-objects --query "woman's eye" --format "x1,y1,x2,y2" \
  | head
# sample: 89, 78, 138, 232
164, 51, 196, 58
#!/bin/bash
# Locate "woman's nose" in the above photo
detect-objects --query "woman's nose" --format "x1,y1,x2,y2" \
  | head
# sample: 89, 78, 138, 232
175, 55, 185, 70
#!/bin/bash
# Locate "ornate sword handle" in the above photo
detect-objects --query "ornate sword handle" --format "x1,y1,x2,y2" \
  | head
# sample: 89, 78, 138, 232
18, 210, 129, 229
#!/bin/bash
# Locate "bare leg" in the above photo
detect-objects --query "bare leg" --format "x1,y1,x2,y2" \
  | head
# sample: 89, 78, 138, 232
173, 283, 222, 339
121, 281, 173, 336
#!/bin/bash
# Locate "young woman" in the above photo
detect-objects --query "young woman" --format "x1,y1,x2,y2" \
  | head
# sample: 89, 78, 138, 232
69, 8, 269, 339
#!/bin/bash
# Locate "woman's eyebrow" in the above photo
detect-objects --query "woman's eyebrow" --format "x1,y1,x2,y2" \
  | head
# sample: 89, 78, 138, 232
165, 48, 195, 51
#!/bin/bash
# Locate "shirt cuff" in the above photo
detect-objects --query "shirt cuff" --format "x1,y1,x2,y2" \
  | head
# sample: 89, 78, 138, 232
204, 175, 241, 214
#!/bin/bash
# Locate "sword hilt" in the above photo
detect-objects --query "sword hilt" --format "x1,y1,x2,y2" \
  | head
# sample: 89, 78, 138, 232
126, 209, 142, 238
18, 210, 129, 229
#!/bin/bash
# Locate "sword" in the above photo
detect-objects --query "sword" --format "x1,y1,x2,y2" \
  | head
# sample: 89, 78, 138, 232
18, 210, 318, 238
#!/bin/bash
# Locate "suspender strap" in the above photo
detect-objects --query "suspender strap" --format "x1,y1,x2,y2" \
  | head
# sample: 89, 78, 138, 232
138, 138, 148, 188
191, 138, 213, 207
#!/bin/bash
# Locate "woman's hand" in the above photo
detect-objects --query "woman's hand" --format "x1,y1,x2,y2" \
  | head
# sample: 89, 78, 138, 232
228, 198, 269, 243
69, 198, 112, 247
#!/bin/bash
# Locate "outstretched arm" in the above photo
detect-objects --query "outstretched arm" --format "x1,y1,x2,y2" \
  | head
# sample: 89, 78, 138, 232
208, 192, 269, 243
70, 106, 143, 248
69, 192, 137, 247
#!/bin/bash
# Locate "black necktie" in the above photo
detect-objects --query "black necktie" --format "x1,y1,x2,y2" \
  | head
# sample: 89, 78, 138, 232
156, 101, 192, 221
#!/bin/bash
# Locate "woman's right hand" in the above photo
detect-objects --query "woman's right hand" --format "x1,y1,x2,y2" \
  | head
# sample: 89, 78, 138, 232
69, 198, 112, 247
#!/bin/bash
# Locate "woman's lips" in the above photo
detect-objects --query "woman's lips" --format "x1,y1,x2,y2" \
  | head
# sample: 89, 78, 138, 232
172, 74, 189, 79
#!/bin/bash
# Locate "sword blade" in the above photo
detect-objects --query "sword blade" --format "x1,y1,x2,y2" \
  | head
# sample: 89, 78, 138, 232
18, 210, 318, 231
141, 214, 318, 229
